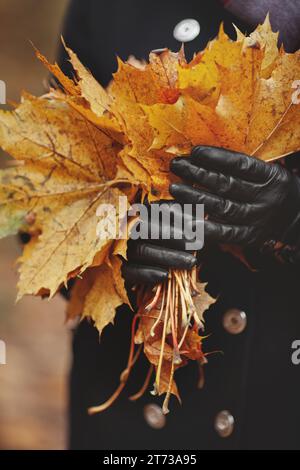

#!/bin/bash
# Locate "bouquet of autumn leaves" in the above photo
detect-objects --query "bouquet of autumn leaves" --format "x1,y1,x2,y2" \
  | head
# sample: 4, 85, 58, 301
1, 17, 300, 414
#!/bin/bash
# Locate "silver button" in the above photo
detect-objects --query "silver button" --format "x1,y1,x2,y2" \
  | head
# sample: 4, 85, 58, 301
223, 308, 247, 335
144, 404, 166, 429
173, 19, 200, 43
214, 410, 234, 438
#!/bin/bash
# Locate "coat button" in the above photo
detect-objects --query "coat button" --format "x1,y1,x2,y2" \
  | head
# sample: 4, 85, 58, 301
173, 19, 200, 42
214, 410, 235, 438
223, 308, 247, 334
143, 404, 166, 429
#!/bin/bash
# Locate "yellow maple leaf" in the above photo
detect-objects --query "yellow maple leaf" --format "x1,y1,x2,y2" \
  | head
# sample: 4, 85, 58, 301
68, 257, 129, 336
0, 93, 129, 298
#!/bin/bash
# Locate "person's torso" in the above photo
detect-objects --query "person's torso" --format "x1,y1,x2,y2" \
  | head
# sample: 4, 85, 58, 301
60, 0, 300, 449
59, 0, 246, 86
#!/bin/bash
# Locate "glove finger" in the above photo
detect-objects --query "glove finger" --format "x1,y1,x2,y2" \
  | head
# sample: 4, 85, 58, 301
190, 146, 271, 183
204, 219, 256, 245
142, 199, 194, 222
122, 263, 168, 285
144, 216, 202, 251
170, 183, 262, 224
170, 157, 258, 202
127, 241, 197, 269
130, 200, 200, 251
134, 200, 194, 235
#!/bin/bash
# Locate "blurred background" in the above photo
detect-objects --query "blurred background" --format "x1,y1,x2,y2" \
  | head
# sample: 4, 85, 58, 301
0, 0, 70, 449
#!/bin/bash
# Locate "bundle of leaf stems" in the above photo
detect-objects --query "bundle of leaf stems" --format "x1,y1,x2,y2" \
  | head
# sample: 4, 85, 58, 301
88, 266, 203, 415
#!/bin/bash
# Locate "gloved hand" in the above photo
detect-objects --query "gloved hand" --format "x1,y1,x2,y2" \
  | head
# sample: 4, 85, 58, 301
170, 146, 300, 249
122, 201, 198, 286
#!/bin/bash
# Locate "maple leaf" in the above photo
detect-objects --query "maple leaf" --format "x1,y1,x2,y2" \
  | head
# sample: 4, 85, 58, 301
0, 93, 127, 298
68, 256, 129, 336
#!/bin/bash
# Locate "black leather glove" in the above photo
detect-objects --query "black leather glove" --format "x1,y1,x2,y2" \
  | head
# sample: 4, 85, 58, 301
122, 201, 198, 286
170, 146, 300, 250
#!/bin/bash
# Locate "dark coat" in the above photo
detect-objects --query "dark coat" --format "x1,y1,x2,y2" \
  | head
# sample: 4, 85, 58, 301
58, 0, 300, 450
